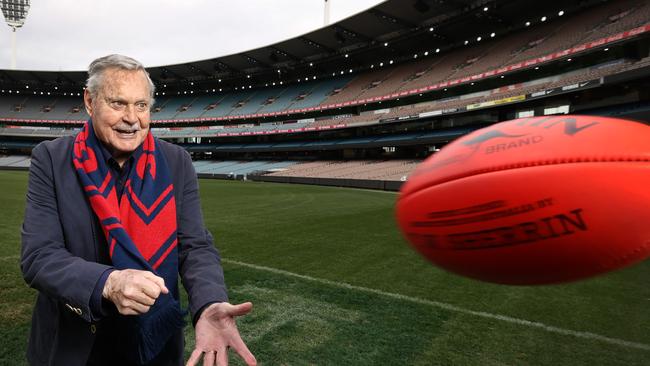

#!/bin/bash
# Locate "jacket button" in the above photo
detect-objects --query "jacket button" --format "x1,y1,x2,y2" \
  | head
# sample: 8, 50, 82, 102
90, 324, 96, 334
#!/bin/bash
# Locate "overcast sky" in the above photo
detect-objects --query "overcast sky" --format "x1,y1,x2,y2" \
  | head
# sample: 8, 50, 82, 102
0, 0, 384, 71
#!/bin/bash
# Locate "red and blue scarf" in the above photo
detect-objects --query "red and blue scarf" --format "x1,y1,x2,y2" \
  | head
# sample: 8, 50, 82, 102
73, 120, 184, 364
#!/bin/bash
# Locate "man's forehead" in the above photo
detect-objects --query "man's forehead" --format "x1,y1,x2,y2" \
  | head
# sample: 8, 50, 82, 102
100, 69, 150, 97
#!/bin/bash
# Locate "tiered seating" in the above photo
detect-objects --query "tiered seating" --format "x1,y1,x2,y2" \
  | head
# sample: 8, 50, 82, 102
256, 86, 302, 114
0, 0, 647, 127
308, 59, 635, 129
265, 160, 422, 181
0, 155, 30, 167
0, 96, 29, 119
200, 90, 251, 118
152, 96, 198, 119
229, 90, 268, 116
192, 160, 296, 175
581, 0, 650, 43
287, 76, 354, 110
321, 67, 395, 105
47, 98, 86, 120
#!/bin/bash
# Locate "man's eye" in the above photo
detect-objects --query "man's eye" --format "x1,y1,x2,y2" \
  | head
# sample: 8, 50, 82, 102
136, 103, 148, 111
110, 101, 126, 109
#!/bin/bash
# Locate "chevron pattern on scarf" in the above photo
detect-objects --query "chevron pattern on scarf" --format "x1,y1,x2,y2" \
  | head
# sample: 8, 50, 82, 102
73, 121, 184, 365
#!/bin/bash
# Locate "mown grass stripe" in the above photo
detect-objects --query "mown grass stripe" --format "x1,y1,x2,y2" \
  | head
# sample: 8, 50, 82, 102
224, 258, 650, 352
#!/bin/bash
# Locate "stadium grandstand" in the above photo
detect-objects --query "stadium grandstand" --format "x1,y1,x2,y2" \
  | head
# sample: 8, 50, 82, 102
1, 0, 649, 190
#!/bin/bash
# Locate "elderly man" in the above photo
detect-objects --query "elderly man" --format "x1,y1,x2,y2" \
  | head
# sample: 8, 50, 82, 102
21, 54, 256, 366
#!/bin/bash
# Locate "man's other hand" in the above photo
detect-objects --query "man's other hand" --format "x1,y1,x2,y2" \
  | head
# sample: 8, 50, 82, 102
102, 269, 169, 315
186, 302, 257, 366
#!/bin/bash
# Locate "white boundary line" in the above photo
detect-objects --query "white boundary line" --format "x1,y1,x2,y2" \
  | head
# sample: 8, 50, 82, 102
224, 259, 650, 352
0, 255, 19, 261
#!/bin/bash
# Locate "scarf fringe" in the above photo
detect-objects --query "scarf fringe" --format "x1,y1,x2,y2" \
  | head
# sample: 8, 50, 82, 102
125, 295, 187, 365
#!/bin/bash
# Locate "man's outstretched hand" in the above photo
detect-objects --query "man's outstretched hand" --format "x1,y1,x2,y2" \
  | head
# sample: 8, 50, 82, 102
186, 302, 257, 366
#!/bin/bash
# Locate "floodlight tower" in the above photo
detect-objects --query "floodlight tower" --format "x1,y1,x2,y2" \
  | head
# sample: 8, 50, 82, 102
324, 0, 330, 26
0, 0, 30, 69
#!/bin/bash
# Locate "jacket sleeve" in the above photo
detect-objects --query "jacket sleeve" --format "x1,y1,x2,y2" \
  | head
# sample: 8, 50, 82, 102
176, 149, 229, 321
21, 142, 112, 323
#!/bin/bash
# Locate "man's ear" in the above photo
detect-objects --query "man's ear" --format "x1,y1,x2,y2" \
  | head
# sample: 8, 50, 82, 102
83, 89, 94, 116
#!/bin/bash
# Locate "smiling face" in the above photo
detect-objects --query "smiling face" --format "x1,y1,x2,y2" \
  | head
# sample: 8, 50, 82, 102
84, 68, 152, 166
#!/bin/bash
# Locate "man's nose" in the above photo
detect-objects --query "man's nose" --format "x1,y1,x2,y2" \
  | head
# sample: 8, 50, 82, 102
123, 104, 138, 123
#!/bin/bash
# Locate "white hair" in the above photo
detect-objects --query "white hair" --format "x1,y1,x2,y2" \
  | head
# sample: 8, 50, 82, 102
85, 54, 155, 105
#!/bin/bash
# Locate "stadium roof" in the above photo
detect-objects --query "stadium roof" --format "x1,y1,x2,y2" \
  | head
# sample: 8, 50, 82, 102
0, 0, 607, 95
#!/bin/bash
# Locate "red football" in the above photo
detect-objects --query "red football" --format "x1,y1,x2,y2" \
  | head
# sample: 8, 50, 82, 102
396, 115, 650, 285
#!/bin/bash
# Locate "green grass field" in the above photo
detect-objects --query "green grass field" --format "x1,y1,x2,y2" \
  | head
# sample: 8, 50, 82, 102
1, 170, 649, 365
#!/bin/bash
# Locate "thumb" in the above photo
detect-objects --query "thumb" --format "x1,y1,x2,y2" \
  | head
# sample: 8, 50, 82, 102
226, 302, 253, 317
143, 271, 169, 294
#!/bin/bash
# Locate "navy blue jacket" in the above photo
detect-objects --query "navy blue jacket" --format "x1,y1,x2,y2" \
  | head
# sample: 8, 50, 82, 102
21, 136, 228, 365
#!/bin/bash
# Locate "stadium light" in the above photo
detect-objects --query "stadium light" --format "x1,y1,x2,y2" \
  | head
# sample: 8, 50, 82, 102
525, 21, 531, 26
424, 51, 429, 56
541, 16, 547, 22
384, 42, 388, 47
483, 6, 488, 11
558, 10, 564, 16
436, 48, 440, 53
1, 0, 30, 69
490, 32, 496, 38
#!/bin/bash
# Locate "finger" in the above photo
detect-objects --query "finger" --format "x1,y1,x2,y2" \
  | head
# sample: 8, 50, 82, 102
186, 349, 202, 366
118, 299, 151, 315
123, 285, 157, 306
216, 348, 229, 366
229, 335, 256, 366
141, 271, 169, 294
203, 350, 216, 366
140, 283, 162, 301
227, 302, 253, 317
